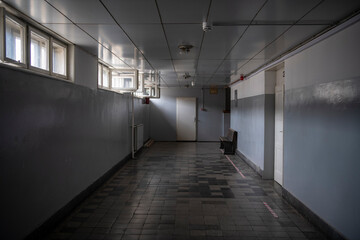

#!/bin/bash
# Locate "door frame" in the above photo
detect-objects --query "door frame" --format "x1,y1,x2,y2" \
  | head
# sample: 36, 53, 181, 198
274, 68, 285, 185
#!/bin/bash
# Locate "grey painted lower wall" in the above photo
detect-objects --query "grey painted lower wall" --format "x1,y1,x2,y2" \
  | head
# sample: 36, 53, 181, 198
150, 88, 225, 141
284, 78, 360, 239
230, 94, 275, 179
0, 66, 146, 239
231, 95, 265, 170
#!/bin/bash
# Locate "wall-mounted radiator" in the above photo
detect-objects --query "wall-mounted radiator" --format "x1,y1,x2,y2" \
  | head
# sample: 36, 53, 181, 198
134, 124, 144, 152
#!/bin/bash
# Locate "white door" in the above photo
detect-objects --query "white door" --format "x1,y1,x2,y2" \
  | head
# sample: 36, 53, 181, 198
176, 97, 197, 141
274, 69, 284, 185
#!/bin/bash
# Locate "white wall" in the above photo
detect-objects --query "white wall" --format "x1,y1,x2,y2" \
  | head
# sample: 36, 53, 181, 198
285, 21, 360, 90
231, 72, 265, 100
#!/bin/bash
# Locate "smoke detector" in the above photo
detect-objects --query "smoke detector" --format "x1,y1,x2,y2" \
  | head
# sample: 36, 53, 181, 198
202, 22, 213, 32
178, 44, 193, 54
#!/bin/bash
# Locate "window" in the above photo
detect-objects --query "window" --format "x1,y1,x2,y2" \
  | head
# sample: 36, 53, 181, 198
30, 29, 49, 71
1, 10, 68, 79
5, 15, 25, 64
136, 73, 144, 94
98, 64, 138, 92
52, 41, 66, 76
98, 64, 102, 86
103, 66, 110, 88
143, 87, 150, 96
111, 69, 137, 91
98, 63, 110, 89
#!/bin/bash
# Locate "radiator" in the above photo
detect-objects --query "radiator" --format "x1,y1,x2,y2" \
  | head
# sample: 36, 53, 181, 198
134, 124, 144, 152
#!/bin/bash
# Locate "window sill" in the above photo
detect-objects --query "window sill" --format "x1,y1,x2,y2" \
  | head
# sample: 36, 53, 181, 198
0, 61, 72, 84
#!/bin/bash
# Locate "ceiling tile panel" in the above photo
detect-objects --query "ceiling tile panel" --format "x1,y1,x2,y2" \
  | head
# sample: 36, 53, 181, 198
150, 60, 174, 74
43, 23, 98, 55
197, 60, 223, 75
256, 25, 327, 60
79, 24, 136, 59
236, 59, 266, 76
102, 0, 160, 24
3, 0, 71, 23
121, 24, 170, 60
200, 26, 247, 60
299, 0, 360, 24
161, 73, 179, 86
255, 0, 322, 22
46, 0, 114, 24
226, 25, 288, 60
173, 60, 197, 73
157, 0, 210, 23
217, 60, 249, 74
209, 0, 266, 24
123, 57, 153, 71
5, 0, 357, 87
99, 49, 130, 69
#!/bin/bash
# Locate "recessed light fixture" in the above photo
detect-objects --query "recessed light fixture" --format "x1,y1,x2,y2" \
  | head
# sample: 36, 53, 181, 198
183, 72, 191, 79
178, 44, 193, 54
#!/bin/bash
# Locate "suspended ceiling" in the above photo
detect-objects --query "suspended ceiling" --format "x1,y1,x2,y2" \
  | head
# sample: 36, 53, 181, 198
3, 0, 360, 87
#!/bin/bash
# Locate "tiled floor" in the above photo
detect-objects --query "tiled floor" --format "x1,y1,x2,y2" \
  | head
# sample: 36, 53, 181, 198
46, 142, 327, 240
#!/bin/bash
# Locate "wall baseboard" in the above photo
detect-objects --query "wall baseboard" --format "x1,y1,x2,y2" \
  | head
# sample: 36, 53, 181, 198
236, 150, 346, 240
276, 186, 346, 240
25, 154, 132, 240
274, 182, 347, 240
235, 149, 263, 177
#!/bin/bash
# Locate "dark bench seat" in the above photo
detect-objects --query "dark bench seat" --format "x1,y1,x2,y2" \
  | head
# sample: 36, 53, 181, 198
219, 128, 237, 155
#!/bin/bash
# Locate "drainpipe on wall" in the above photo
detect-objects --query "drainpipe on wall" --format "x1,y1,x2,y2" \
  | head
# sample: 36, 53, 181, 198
131, 92, 135, 159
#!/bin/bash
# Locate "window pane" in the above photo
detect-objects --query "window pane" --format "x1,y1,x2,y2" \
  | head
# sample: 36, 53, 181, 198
136, 73, 144, 93
103, 67, 109, 88
52, 42, 66, 75
30, 31, 49, 70
98, 64, 102, 86
5, 16, 25, 63
144, 87, 150, 96
111, 70, 136, 90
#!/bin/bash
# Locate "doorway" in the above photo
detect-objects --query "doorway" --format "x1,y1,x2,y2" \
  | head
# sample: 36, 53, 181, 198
274, 67, 285, 185
176, 97, 197, 141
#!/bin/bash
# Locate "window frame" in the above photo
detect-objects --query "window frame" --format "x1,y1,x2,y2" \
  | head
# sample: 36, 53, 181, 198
98, 63, 111, 90
28, 26, 50, 74
136, 72, 144, 94
51, 38, 67, 78
2, 11, 27, 67
143, 84, 160, 98
111, 69, 138, 91
98, 63, 139, 93
0, 7, 69, 81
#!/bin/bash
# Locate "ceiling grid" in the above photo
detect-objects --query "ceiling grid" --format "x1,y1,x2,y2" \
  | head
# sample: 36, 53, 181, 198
2, 0, 359, 87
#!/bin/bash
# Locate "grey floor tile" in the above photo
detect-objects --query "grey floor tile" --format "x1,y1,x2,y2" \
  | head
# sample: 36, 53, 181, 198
45, 142, 328, 240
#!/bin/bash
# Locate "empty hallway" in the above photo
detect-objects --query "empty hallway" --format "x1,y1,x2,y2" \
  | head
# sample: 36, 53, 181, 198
1, 0, 360, 239
47, 142, 326, 240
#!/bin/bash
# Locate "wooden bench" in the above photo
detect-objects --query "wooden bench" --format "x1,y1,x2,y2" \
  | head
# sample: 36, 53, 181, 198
219, 128, 237, 155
